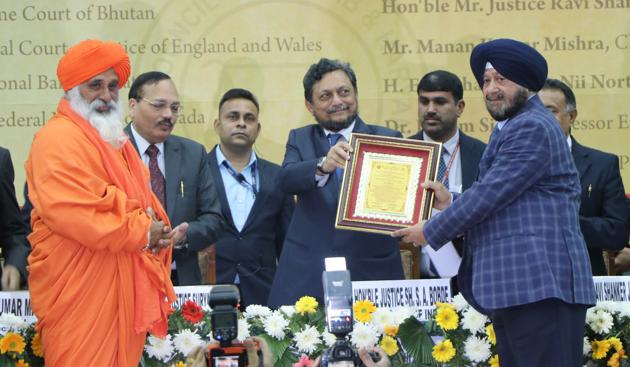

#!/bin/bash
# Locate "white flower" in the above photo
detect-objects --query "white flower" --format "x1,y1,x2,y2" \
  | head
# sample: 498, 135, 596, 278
350, 322, 379, 349
463, 336, 492, 362
173, 329, 204, 356
322, 331, 337, 347
461, 307, 488, 335
392, 306, 415, 326
597, 301, 620, 314
583, 336, 591, 356
145, 334, 174, 362
0, 313, 27, 331
263, 311, 289, 340
452, 294, 470, 312
588, 310, 614, 335
279, 305, 296, 318
244, 304, 272, 319
617, 302, 630, 319
236, 318, 250, 341
371, 308, 395, 332
202, 304, 213, 313
294, 325, 320, 354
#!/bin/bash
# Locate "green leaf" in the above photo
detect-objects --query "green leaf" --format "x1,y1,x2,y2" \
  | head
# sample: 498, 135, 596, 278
397, 317, 439, 367
259, 334, 294, 365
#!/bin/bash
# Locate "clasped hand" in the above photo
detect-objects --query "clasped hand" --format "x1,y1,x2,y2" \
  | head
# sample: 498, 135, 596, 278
146, 207, 188, 254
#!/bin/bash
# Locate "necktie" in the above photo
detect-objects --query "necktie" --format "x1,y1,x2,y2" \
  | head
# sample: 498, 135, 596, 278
146, 144, 166, 208
327, 133, 344, 184
437, 147, 449, 189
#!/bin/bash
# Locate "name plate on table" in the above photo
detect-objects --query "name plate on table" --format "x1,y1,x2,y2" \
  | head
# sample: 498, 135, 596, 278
352, 279, 451, 321
593, 276, 630, 302
336, 133, 441, 234
0, 286, 215, 324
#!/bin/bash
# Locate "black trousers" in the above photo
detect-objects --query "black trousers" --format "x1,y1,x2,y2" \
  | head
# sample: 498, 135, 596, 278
492, 298, 588, 367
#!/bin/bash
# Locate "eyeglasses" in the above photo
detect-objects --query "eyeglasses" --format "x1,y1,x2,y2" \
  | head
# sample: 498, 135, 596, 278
140, 98, 183, 115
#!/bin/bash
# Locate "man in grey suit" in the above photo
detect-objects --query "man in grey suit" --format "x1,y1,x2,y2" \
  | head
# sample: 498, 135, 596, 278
126, 71, 224, 285
407, 70, 486, 280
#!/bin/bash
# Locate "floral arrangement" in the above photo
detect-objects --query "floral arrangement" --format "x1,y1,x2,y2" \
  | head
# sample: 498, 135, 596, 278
1, 296, 629, 367
428, 294, 498, 366
0, 313, 44, 367
583, 301, 630, 367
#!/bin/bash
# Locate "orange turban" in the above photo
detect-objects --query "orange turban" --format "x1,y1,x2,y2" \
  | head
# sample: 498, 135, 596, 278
57, 39, 130, 91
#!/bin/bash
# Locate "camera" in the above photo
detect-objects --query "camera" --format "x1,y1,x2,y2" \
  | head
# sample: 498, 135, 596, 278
207, 284, 259, 367
319, 258, 367, 367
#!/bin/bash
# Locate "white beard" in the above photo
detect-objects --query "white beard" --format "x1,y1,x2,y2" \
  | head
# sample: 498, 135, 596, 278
66, 87, 129, 149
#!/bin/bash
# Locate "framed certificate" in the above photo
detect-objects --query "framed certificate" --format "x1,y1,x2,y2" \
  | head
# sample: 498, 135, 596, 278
335, 133, 442, 234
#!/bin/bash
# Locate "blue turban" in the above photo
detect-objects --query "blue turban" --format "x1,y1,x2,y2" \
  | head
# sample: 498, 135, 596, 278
470, 38, 548, 91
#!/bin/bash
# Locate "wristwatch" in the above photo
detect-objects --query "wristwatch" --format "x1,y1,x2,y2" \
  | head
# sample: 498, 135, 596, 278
316, 156, 330, 174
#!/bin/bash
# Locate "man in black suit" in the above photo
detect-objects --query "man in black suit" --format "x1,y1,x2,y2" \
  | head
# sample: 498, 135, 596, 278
540, 78, 628, 275
126, 71, 224, 285
0, 147, 29, 290
408, 70, 486, 280
208, 88, 294, 307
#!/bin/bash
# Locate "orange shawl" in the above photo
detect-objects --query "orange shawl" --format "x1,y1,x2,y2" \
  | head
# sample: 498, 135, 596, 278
26, 98, 175, 366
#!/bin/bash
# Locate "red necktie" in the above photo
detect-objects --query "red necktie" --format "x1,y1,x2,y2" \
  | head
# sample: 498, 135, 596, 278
146, 144, 166, 208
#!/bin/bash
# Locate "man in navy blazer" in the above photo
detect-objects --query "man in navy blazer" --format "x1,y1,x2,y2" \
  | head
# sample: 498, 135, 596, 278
540, 78, 629, 276
268, 58, 404, 308
126, 71, 224, 285
208, 88, 294, 307
0, 147, 30, 290
407, 70, 486, 281
394, 39, 596, 366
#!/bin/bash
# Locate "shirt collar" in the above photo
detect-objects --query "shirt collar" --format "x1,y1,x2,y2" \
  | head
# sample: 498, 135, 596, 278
130, 123, 165, 155
323, 120, 356, 142
216, 145, 257, 170
423, 129, 460, 154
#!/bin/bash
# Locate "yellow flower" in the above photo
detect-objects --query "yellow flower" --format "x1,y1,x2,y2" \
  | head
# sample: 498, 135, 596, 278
432, 339, 456, 363
0, 332, 26, 354
489, 354, 500, 367
486, 324, 496, 345
435, 307, 459, 330
172, 362, 186, 367
295, 296, 318, 315
384, 325, 399, 337
608, 337, 623, 352
607, 352, 621, 367
592, 339, 612, 360
16, 360, 29, 367
353, 300, 377, 323
31, 332, 44, 357
379, 335, 399, 356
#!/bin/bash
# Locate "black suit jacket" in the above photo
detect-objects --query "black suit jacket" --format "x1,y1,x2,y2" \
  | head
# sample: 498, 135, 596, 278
126, 126, 225, 285
208, 146, 294, 307
267, 117, 405, 308
0, 147, 30, 283
571, 137, 629, 275
407, 130, 486, 191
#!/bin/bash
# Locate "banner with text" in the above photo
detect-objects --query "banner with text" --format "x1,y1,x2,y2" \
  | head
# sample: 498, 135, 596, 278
0, 0, 627, 196
352, 278, 452, 321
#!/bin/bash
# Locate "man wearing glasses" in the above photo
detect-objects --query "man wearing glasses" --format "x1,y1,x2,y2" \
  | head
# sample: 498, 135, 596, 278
126, 71, 224, 285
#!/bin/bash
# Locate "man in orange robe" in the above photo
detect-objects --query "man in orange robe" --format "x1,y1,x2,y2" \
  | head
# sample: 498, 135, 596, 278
25, 39, 182, 366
